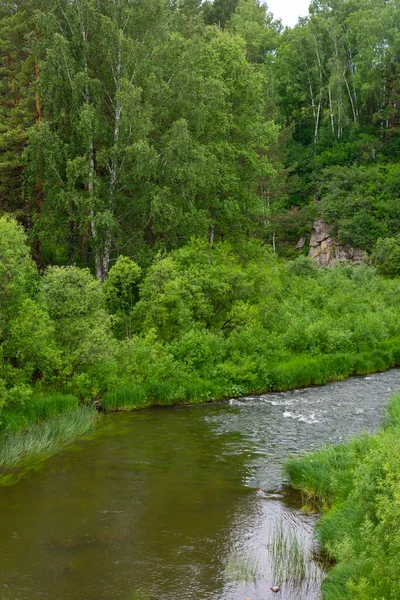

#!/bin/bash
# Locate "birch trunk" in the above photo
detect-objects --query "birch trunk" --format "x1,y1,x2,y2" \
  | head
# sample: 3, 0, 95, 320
345, 76, 357, 122
328, 85, 335, 136
209, 224, 215, 245
314, 96, 322, 144
79, 8, 105, 280
102, 35, 123, 281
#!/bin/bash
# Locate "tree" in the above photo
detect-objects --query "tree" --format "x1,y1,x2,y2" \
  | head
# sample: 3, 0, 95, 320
104, 256, 141, 339
26, 1, 278, 273
133, 238, 279, 341
6, 298, 60, 381
372, 235, 400, 277
228, 0, 280, 64
0, 0, 45, 259
0, 216, 36, 341
41, 266, 114, 381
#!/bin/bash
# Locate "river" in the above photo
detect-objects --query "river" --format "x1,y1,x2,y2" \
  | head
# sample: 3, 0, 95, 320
1, 370, 400, 600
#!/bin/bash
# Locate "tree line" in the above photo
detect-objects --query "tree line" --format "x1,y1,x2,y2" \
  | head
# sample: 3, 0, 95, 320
1, 0, 399, 274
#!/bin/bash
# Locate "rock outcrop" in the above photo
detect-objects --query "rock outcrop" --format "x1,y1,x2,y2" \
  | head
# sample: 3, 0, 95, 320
307, 219, 365, 267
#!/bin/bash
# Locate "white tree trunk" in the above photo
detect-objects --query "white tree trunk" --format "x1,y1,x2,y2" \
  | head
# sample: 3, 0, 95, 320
328, 85, 335, 136
314, 96, 322, 144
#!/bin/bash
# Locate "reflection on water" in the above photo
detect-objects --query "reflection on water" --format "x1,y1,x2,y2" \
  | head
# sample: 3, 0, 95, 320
0, 370, 399, 600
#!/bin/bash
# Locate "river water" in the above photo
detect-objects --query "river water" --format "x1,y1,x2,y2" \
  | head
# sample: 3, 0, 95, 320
1, 370, 400, 600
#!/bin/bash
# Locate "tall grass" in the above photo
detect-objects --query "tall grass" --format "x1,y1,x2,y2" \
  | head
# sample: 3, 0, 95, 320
284, 436, 372, 510
0, 407, 98, 472
0, 391, 79, 434
102, 384, 150, 411
226, 551, 260, 584
285, 393, 400, 599
268, 520, 322, 591
102, 340, 400, 411
102, 377, 230, 410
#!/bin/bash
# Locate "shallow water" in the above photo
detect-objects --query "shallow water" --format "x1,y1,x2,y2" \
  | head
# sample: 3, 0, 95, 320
1, 370, 400, 600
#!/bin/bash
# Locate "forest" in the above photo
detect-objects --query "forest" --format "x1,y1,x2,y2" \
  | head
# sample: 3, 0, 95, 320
1, 0, 400, 598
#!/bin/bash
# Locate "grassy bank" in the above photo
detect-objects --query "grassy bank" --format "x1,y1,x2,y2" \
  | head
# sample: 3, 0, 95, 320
285, 393, 400, 600
1, 339, 399, 481
2, 223, 400, 476
0, 392, 98, 484
102, 339, 400, 410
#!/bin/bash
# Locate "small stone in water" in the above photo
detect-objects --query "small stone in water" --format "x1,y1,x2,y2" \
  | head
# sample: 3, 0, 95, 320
271, 586, 280, 593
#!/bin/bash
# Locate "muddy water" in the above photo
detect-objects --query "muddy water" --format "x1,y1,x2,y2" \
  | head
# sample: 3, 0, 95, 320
1, 370, 400, 600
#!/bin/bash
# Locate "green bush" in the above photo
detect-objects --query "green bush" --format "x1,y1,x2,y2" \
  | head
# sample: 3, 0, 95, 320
372, 235, 400, 277
285, 394, 400, 599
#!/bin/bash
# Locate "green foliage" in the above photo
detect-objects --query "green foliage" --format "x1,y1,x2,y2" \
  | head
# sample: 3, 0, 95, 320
11, 0, 278, 274
317, 165, 400, 252
41, 266, 115, 383
372, 235, 400, 277
5, 298, 60, 381
104, 256, 141, 338
0, 0, 38, 218
1, 0, 400, 265
0, 216, 36, 337
286, 393, 400, 600
134, 238, 280, 340
227, 0, 281, 64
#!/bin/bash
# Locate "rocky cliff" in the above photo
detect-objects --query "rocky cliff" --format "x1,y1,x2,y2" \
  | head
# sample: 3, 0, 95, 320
307, 220, 365, 267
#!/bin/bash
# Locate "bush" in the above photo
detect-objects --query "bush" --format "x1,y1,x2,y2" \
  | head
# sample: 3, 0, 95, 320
372, 235, 400, 277
285, 394, 400, 599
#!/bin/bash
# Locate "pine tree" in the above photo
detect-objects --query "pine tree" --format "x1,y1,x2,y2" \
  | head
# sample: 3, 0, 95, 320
0, 0, 39, 227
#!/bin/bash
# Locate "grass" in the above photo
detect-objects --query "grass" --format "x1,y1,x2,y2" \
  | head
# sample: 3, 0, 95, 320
284, 436, 373, 510
101, 377, 233, 410
226, 551, 260, 584
101, 339, 400, 412
268, 520, 322, 591
102, 384, 150, 411
0, 391, 79, 434
285, 393, 400, 600
0, 406, 98, 484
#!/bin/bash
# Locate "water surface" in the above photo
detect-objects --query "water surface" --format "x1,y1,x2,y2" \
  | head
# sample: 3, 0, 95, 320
1, 370, 400, 600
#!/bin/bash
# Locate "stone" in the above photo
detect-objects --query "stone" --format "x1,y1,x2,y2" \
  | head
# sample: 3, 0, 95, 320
270, 585, 281, 592
308, 219, 365, 267
296, 236, 306, 250
310, 219, 330, 244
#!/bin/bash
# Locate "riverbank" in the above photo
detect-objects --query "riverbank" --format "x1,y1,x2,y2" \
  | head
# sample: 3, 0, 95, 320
285, 392, 400, 600
101, 338, 400, 410
1, 340, 400, 482
0, 395, 98, 485
2, 221, 400, 480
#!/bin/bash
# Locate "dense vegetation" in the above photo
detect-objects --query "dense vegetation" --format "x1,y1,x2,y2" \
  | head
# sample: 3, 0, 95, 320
1, 0, 400, 593
1, 214, 400, 471
285, 392, 400, 600
1, 0, 400, 267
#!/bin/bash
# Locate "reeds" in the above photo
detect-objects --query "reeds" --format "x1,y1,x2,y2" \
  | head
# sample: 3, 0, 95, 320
0, 406, 98, 470
268, 520, 322, 592
102, 377, 225, 411
226, 551, 260, 583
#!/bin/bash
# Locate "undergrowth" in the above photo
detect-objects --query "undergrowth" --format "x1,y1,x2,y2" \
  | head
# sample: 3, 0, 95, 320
285, 393, 400, 600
